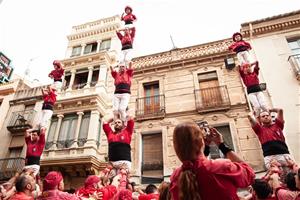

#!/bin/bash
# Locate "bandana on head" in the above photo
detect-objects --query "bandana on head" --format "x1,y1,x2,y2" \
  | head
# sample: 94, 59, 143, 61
84, 175, 100, 189
43, 171, 63, 191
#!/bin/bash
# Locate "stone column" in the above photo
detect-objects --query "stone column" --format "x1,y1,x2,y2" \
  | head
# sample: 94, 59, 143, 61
85, 110, 100, 148
84, 66, 94, 88
96, 40, 102, 52
81, 44, 86, 55
71, 112, 84, 148
52, 114, 64, 150
67, 69, 76, 91
96, 65, 108, 86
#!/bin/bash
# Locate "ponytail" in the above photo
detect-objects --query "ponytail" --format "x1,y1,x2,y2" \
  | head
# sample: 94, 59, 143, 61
178, 170, 201, 200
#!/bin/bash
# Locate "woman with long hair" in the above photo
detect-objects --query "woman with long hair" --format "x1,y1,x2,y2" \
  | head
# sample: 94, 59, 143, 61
170, 122, 255, 200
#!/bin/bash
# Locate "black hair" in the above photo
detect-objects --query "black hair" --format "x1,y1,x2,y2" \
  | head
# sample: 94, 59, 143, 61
285, 172, 297, 191
15, 175, 29, 192
252, 179, 272, 199
145, 184, 157, 194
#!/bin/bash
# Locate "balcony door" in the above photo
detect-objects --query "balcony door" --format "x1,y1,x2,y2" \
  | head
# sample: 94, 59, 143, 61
143, 82, 160, 115
198, 72, 222, 107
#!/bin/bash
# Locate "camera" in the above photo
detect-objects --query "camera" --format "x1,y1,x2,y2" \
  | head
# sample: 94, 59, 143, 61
197, 121, 211, 135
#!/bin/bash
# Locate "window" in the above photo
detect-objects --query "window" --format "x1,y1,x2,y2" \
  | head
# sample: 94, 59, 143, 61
142, 133, 163, 184
46, 117, 58, 149
57, 114, 78, 148
84, 42, 97, 54
78, 112, 91, 147
288, 39, 300, 55
208, 125, 234, 159
288, 39, 300, 71
197, 71, 223, 108
7, 148, 23, 169
73, 69, 88, 89
99, 39, 111, 51
143, 82, 160, 114
71, 46, 82, 57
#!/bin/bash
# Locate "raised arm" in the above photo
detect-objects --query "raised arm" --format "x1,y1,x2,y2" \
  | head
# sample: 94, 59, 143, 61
247, 112, 258, 127
269, 108, 283, 122
210, 128, 243, 163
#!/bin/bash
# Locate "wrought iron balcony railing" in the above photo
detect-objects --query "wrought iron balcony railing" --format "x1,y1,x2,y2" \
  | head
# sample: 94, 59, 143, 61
288, 54, 300, 80
135, 94, 165, 121
7, 110, 36, 133
0, 157, 25, 181
194, 85, 231, 113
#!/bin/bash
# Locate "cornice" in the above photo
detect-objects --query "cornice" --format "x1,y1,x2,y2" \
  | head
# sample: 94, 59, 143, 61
132, 39, 232, 69
241, 10, 300, 37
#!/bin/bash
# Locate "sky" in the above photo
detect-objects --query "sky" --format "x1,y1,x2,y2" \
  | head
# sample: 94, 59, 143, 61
0, 0, 299, 85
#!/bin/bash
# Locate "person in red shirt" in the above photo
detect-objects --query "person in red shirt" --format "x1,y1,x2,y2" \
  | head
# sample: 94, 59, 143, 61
38, 171, 80, 200
48, 60, 64, 90
248, 108, 294, 170
239, 61, 268, 116
23, 128, 45, 176
116, 27, 136, 66
110, 62, 133, 122
170, 122, 255, 200
9, 174, 36, 200
229, 32, 253, 65
39, 85, 56, 129
138, 184, 159, 200
270, 169, 300, 200
121, 6, 137, 28
102, 116, 134, 172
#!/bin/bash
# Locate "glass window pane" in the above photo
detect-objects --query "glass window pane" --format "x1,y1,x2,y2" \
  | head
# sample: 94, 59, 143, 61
288, 41, 300, 50
47, 120, 57, 142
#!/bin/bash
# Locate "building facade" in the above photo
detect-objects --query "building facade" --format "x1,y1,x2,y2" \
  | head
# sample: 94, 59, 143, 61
240, 10, 300, 163
127, 38, 268, 184
1, 10, 299, 187
39, 15, 121, 190
0, 77, 35, 182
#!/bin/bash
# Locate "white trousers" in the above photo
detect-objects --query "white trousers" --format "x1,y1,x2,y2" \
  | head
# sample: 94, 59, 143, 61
39, 109, 53, 128
23, 164, 40, 176
248, 91, 267, 116
113, 93, 130, 122
111, 160, 132, 171
237, 51, 252, 65
53, 81, 62, 90
119, 49, 133, 66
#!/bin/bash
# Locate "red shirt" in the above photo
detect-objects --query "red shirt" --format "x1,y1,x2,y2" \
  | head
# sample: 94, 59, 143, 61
252, 118, 285, 145
122, 13, 137, 24
116, 27, 136, 46
103, 119, 134, 145
111, 69, 133, 87
275, 187, 300, 200
49, 68, 64, 81
228, 40, 252, 53
25, 132, 45, 158
239, 61, 260, 87
43, 90, 56, 105
138, 193, 160, 200
38, 190, 80, 200
170, 155, 255, 200
9, 192, 34, 200
75, 185, 117, 200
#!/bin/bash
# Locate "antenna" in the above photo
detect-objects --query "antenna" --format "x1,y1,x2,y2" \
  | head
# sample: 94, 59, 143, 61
170, 35, 177, 50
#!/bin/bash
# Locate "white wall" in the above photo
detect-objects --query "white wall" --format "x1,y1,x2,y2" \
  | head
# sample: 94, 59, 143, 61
250, 31, 300, 162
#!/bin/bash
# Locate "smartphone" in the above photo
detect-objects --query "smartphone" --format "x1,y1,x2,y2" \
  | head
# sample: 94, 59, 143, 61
197, 121, 210, 135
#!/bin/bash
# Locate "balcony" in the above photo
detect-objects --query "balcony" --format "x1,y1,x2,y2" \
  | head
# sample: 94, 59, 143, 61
7, 110, 36, 133
135, 95, 166, 121
0, 158, 25, 181
288, 54, 300, 80
194, 85, 231, 113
